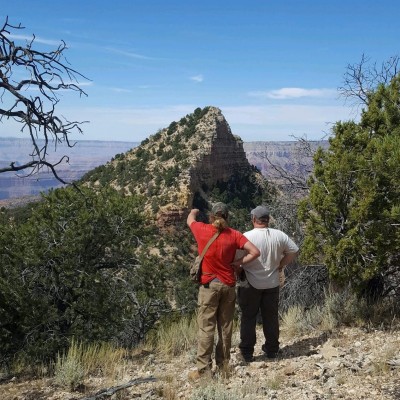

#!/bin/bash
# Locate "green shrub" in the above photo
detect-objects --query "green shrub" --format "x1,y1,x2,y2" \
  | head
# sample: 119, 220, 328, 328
0, 186, 168, 366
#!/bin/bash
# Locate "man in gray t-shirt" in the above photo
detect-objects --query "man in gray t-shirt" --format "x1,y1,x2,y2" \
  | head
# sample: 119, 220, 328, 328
237, 206, 298, 362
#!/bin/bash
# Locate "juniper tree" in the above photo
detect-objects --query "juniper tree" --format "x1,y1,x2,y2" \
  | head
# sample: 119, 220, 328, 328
299, 72, 400, 296
0, 186, 168, 364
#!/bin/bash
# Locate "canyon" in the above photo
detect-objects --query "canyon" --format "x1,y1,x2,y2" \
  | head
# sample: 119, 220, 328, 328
0, 130, 327, 204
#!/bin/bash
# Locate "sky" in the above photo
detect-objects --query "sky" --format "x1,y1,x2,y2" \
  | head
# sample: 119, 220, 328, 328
1, 0, 400, 143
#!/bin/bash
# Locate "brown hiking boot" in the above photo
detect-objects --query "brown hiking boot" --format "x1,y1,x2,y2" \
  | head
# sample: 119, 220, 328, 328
188, 368, 212, 381
188, 369, 201, 381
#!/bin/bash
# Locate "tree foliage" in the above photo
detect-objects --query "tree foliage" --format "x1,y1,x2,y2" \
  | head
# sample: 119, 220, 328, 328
299, 71, 400, 294
0, 17, 88, 183
0, 186, 169, 365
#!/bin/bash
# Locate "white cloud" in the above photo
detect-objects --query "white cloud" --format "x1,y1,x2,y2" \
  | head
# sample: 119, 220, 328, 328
7, 33, 61, 46
110, 87, 132, 93
249, 87, 337, 100
190, 75, 204, 83
104, 47, 154, 60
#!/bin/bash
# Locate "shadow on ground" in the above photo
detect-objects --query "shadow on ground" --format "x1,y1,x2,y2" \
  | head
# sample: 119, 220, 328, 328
254, 332, 330, 361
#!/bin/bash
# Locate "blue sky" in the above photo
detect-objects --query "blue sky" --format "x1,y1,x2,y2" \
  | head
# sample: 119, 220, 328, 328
1, 0, 400, 142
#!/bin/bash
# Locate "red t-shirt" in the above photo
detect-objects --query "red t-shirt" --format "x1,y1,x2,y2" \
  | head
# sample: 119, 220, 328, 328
189, 221, 249, 286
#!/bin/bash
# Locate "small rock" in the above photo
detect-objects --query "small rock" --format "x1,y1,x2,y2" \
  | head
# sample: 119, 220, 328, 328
313, 371, 321, 379
320, 342, 340, 360
250, 361, 267, 369
326, 377, 337, 388
311, 354, 324, 360
283, 364, 296, 376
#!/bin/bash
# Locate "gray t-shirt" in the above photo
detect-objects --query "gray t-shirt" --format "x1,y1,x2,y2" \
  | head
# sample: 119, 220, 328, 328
242, 228, 298, 289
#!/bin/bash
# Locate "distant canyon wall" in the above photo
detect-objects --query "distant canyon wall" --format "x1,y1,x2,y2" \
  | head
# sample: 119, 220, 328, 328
243, 141, 328, 180
0, 138, 136, 200
0, 138, 327, 201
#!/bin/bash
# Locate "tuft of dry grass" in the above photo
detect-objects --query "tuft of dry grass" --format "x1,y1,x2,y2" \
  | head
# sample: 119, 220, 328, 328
146, 316, 197, 356
147, 314, 198, 357
53, 339, 128, 390
280, 305, 309, 338
190, 382, 243, 399
279, 288, 397, 339
158, 376, 179, 400
265, 372, 285, 390
280, 304, 325, 338
371, 342, 399, 375
54, 352, 84, 391
79, 341, 127, 378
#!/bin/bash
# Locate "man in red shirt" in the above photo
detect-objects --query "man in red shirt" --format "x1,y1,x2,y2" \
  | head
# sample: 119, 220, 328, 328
187, 203, 260, 379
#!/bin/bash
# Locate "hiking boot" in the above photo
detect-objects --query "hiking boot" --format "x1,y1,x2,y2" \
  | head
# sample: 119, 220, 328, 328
236, 352, 254, 365
262, 344, 279, 359
188, 368, 212, 381
188, 369, 201, 381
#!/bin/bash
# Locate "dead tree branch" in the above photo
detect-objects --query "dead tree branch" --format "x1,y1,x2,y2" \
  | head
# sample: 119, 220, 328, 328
78, 377, 158, 400
339, 53, 400, 107
0, 16, 89, 183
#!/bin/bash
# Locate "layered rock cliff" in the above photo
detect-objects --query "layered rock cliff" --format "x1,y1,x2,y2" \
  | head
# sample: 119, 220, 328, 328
188, 107, 249, 191
243, 140, 328, 181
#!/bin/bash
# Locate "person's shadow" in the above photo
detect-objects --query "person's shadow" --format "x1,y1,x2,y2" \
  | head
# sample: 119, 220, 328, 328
254, 331, 330, 361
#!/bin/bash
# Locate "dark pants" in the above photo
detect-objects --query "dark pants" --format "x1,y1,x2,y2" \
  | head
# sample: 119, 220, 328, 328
238, 279, 280, 357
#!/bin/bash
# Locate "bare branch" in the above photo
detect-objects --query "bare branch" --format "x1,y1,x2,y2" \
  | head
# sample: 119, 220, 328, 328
339, 53, 400, 107
78, 377, 158, 400
0, 17, 90, 184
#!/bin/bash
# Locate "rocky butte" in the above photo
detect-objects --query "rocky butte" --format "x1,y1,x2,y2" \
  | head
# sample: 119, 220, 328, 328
82, 106, 265, 229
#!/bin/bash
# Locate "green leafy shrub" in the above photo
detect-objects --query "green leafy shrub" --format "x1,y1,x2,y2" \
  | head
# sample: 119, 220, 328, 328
0, 186, 168, 366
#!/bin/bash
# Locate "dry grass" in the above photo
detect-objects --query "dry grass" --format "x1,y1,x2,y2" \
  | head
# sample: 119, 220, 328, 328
189, 374, 277, 399
190, 381, 243, 399
280, 288, 395, 339
53, 339, 128, 390
54, 352, 84, 391
158, 376, 179, 400
146, 314, 198, 357
372, 342, 399, 375
280, 305, 309, 338
265, 372, 285, 390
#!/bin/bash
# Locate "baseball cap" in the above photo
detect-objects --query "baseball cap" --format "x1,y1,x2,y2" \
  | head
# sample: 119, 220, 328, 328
251, 205, 270, 219
211, 202, 229, 216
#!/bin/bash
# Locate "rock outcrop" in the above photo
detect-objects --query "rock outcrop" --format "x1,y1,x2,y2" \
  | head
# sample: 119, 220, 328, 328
84, 106, 263, 229
187, 108, 249, 192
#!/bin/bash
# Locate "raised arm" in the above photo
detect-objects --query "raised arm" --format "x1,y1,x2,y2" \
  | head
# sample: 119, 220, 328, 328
187, 208, 200, 227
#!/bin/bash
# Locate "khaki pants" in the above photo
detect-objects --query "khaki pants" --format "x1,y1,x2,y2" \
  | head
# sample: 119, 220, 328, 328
196, 280, 236, 372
